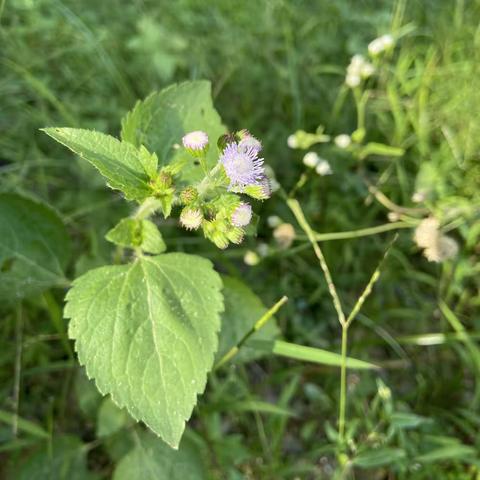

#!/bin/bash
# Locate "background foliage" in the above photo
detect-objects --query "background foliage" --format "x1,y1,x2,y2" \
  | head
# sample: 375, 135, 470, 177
1, 0, 479, 478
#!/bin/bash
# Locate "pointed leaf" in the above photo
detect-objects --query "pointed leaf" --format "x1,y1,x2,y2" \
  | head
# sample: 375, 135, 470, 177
248, 340, 380, 370
0, 193, 70, 304
65, 253, 223, 448
42, 128, 152, 201
121, 81, 226, 184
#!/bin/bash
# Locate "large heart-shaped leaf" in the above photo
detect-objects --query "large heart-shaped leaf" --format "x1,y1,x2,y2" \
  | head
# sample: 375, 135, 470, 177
42, 128, 152, 201
65, 253, 223, 448
0, 193, 71, 304
121, 80, 226, 183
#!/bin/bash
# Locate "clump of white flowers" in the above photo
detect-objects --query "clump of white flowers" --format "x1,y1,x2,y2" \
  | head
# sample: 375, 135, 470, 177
302, 152, 333, 175
368, 34, 395, 56
413, 217, 459, 263
345, 54, 374, 88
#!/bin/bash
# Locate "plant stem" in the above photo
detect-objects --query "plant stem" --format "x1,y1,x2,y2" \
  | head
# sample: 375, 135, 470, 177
311, 221, 410, 242
133, 197, 163, 220
338, 325, 348, 444
287, 198, 346, 327
214, 295, 288, 369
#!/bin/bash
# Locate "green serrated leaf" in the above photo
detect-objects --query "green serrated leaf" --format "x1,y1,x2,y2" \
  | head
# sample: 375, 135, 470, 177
217, 276, 280, 364
121, 80, 226, 184
139, 145, 158, 179
113, 431, 207, 480
106, 218, 166, 254
42, 128, 152, 201
0, 193, 70, 304
65, 253, 223, 448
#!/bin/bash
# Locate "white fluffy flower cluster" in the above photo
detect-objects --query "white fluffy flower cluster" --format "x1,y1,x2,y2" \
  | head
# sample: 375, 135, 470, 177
345, 54, 374, 88
368, 34, 394, 56
413, 217, 459, 263
302, 152, 332, 176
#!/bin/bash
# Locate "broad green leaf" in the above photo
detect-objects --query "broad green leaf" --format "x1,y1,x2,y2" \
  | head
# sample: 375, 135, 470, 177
42, 128, 153, 201
10, 435, 95, 480
248, 340, 380, 370
121, 80, 226, 184
97, 397, 132, 438
65, 253, 223, 448
352, 447, 406, 468
106, 218, 166, 254
217, 276, 280, 364
0, 193, 70, 304
113, 431, 207, 480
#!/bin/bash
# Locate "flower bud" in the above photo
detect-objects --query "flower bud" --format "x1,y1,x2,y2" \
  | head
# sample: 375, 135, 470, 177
202, 218, 229, 249
180, 187, 198, 205
179, 208, 203, 231
244, 180, 270, 200
226, 227, 245, 245
217, 133, 236, 151
303, 152, 320, 168
231, 203, 252, 227
182, 131, 209, 157
334, 134, 351, 149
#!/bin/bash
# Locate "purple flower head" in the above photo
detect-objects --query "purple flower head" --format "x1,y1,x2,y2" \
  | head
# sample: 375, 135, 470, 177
238, 135, 262, 154
220, 142, 265, 190
231, 203, 252, 227
182, 130, 209, 151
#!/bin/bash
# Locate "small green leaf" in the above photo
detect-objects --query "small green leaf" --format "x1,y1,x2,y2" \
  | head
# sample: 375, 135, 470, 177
352, 447, 406, 468
139, 145, 159, 179
113, 431, 207, 480
65, 253, 223, 448
0, 193, 70, 304
248, 340, 380, 370
217, 276, 280, 364
42, 128, 152, 201
121, 81, 226, 184
105, 218, 166, 254
97, 397, 132, 438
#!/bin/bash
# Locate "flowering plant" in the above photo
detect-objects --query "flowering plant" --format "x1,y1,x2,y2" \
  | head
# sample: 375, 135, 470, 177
41, 81, 273, 449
